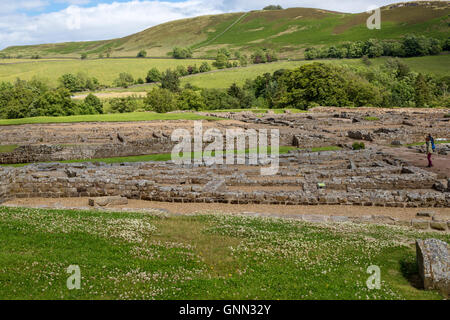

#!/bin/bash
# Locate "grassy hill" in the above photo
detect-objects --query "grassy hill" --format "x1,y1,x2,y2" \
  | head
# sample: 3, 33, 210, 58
1, 1, 449, 59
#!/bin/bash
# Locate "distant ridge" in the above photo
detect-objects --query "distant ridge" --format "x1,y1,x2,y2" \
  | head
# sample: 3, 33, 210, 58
1, 1, 449, 59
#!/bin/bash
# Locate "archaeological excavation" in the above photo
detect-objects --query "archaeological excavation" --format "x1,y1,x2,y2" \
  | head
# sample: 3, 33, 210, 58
1, 107, 449, 232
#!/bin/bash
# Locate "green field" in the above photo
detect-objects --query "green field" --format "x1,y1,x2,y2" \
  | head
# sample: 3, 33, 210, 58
0, 206, 447, 300
1, 55, 447, 95
0, 58, 212, 87
0, 112, 220, 126
180, 56, 450, 89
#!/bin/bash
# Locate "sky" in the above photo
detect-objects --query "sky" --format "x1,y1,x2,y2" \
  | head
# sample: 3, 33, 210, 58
0, 0, 403, 49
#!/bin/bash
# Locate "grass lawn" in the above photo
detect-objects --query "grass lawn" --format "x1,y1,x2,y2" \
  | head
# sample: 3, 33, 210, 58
0, 145, 18, 153
1, 146, 299, 167
209, 108, 308, 114
0, 206, 447, 300
0, 112, 220, 126
405, 140, 450, 147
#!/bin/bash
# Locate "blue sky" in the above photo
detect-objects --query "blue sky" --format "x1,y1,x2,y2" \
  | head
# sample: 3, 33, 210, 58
0, 0, 399, 49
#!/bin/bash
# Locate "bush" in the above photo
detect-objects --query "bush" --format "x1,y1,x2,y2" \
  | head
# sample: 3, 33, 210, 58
176, 65, 188, 77
109, 96, 142, 113
176, 89, 205, 111
263, 5, 283, 10
251, 49, 278, 64
114, 73, 134, 88
81, 53, 88, 60
199, 62, 212, 73
361, 55, 371, 66
251, 49, 268, 64
201, 88, 239, 110
352, 142, 366, 150
146, 68, 162, 83
58, 73, 101, 93
144, 88, 176, 113
172, 47, 193, 59
137, 50, 147, 58
187, 65, 199, 75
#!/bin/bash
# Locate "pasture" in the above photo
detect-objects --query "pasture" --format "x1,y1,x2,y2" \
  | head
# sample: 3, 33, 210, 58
0, 58, 212, 87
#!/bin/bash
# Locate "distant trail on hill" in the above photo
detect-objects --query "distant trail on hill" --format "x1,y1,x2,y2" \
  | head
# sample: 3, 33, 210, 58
200, 12, 249, 47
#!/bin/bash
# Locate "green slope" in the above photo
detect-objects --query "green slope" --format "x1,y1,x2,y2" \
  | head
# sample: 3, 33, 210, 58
1, 1, 449, 59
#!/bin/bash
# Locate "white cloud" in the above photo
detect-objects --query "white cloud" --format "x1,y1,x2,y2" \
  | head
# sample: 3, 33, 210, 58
0, 0, 49, 14
0, 0, 401, 50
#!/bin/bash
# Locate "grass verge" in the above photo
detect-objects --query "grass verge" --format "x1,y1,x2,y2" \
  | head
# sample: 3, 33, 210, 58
0, 112, 221, 126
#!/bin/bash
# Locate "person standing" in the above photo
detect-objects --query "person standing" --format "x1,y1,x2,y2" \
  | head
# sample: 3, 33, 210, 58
426, 136, 434, 168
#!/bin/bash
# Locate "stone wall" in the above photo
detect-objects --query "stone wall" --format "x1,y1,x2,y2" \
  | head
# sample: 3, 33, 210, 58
0, 138, 175, 164
1, 150, 449, 208
0, 134, 294, 165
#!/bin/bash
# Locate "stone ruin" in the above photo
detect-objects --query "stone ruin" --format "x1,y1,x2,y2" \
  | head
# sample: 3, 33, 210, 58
1, 148, 448, 209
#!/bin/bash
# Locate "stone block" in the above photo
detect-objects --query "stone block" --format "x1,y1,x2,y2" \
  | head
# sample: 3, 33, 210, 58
88, 196, 128, 207
416, 239, 449, 296
411, 219, 430, 230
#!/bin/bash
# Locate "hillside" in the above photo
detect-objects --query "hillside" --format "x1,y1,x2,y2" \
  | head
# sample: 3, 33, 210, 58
1, 1, 449, 59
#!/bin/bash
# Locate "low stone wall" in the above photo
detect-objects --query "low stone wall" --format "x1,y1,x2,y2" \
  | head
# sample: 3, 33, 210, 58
0, 135, 294, 165
1, 150, 449, 208
0, 139, 175, 164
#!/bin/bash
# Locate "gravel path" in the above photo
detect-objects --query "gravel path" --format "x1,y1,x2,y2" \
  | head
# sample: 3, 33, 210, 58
4, 197, 450, 221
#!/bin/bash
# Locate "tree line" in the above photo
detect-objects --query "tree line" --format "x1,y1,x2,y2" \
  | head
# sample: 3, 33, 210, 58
305, 35, 450, 60
1, 58, 448, 119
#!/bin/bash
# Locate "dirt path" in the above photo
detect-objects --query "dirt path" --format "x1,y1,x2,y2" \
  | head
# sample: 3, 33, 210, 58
4, 197, 450, 221
382, 147, 450, 179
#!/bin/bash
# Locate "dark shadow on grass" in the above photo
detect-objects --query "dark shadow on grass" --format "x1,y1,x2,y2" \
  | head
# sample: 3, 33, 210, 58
400, 258, 423, 290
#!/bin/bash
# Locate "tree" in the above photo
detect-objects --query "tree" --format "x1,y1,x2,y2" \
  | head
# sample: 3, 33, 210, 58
444, 38, 450, 51
251, 49, 267, 64
160, 69, 180, 92
213, 52, 229, 69
109, 96, 141, 113
238, 54, 248, 67
83, 94, 103, 114
199, 62, 212, 73
176, 65, 188, 77
80, 53, 88, 60
59, 74, 82, 93
137, 50, 147, 58
172, 47, 193, 59
304, 47, 319, 60
146, 68, 162, 83
414, 73, 431, 107
114, 73, 135, 88
176, 89, 205, 111
279, 63, 378, 109
144, 88, 176, 113
364, 39, 383, 58
263, 5, 283, 10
